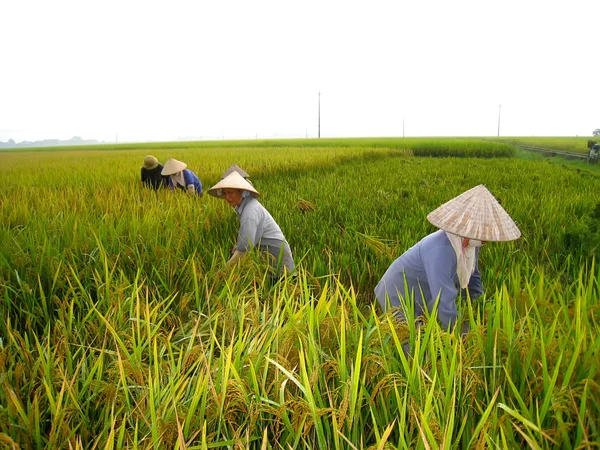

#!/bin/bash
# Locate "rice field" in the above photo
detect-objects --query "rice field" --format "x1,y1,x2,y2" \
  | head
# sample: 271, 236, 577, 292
0, 138, 599, 449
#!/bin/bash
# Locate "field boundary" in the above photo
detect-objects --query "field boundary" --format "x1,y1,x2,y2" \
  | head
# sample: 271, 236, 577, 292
518, 145, 588, 160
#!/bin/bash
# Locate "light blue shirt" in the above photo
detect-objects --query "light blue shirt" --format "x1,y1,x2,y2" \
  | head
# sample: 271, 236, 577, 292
374, 229, 483, 329
235, 196, 295, 274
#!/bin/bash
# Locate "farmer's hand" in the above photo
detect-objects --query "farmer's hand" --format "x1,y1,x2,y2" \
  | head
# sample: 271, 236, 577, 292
227, 250, 245, 266
460, 321, 469, 339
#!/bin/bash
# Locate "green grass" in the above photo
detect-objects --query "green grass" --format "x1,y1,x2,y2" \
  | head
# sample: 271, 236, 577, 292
0, 136, 515, 155
0, 138, 599, 448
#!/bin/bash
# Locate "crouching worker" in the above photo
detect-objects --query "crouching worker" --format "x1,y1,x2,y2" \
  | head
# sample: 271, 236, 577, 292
220, 163, 250, 181
374, 184, 521, 335
141, 155, 167, 190
162, 158, 203, 196
208, 172, 295, 281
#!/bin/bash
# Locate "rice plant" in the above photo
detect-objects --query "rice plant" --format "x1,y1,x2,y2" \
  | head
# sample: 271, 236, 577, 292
0, 138, 598, 448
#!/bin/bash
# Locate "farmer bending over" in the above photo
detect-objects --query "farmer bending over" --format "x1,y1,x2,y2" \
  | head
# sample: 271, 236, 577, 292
141, 155, 168, 190
375, 185, 521, 333
220, 164, 251, 181
161, 158, 203, 196
208, 172, 295, 280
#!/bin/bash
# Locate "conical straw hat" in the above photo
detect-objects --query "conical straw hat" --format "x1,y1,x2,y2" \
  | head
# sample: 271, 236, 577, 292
208, 171, 260, 198
143, 155, 159, 170
220, 164, 249, 180
426, 185, 521, 241
161, 158, 187, 176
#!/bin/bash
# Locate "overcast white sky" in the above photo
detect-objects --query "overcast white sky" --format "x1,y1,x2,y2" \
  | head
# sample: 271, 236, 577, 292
1, 0, 598, 143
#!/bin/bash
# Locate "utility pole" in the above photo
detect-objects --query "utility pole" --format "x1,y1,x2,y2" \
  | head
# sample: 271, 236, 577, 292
497, 104, 501, 137
318, 91, 321, 139
403, 118, 405, 138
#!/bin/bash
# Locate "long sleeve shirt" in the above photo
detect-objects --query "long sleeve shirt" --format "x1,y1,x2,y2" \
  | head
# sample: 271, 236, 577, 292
235, 196, 295, 274
168, 169, 203, 195
374, 229, 483, 329
141, 165, 167, 190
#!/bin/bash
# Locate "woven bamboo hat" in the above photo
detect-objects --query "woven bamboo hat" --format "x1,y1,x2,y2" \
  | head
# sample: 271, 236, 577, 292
161, 158, 187, 176
208, 171, 260, 198
427, 185, 521, 242
220, 164, 249, 180
143, 155, 159, 170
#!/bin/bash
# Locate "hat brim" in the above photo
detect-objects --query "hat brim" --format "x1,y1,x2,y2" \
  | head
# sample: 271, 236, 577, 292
208, 172, 260, 198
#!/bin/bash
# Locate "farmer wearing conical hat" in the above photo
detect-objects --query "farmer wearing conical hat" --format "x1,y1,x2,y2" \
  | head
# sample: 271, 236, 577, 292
208, 172, 295, 278
141, 155, 168, 190
374, 185, 521, 331
161, 158, 203, 196
220, 164, 250, 180
220, 163, 254, 187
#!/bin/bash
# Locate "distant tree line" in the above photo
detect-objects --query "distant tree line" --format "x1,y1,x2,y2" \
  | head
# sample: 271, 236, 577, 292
0, 136, 102, 149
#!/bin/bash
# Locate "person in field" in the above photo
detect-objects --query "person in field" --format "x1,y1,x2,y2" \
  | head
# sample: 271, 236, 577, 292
589, 143, 600, 163
375, 185, 521, 332
161, 158, 203, 196
141, 155, 168, 190
220, 163, 255, 188
208, 171, 295, 279
220, 164, 250, 181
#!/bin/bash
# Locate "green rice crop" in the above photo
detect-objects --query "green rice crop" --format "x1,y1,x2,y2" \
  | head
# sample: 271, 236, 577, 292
0, 138, 599, 448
